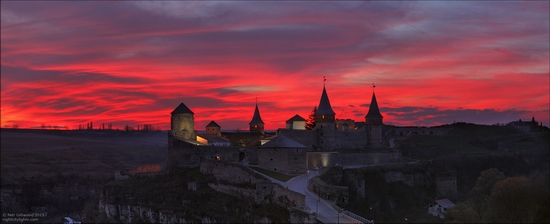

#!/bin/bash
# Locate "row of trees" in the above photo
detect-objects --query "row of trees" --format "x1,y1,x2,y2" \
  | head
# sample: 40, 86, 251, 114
446, 168, 549, 223
77, 122, 159, 131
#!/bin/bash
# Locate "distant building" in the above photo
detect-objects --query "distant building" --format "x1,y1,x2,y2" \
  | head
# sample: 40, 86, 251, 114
286, 114, 307, 130
509, 117, 547, 133
335, 119, 355, 130
428, 199, 455, 218
205, 120, 221, 136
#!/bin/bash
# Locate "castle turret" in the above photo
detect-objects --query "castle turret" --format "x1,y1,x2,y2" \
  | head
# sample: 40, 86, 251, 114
365, 92, 383, 125
365, 90, 384, 148
249, 103, 265, 134
315, 86, 336, 127
170, 103, 196, 140
206, 120, 221, 136
315, 85, 335, 150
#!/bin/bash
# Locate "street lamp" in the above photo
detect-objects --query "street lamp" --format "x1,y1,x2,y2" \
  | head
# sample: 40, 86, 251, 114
337, 207, 344, 224
313, 184, 320, 214
370, 206, 376, 222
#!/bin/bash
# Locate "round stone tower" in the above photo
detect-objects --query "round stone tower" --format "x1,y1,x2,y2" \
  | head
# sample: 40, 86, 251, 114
170, 102, 196, 140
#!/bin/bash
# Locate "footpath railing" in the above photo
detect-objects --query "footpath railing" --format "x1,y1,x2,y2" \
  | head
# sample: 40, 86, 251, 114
331, 203, 374, 224
343, 210, 374, 224
314, 213, 333, 224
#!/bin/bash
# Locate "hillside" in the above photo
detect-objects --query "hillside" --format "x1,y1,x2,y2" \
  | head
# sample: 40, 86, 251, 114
0, 129, 168, 222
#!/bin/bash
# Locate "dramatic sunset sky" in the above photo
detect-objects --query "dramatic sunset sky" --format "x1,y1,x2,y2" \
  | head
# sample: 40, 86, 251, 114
1, 1, 549, 130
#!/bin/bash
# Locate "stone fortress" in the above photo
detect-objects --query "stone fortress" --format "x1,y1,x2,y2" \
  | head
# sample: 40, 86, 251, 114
162, 83, 414, 174
155, 82, 548, 222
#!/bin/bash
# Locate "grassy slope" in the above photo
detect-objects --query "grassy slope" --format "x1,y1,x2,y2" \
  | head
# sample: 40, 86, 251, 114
1, 129, 167, 186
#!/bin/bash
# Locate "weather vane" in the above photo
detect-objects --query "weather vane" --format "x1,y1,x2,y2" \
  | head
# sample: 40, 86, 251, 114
372, 83, 376, 92
324, 76, 326, 86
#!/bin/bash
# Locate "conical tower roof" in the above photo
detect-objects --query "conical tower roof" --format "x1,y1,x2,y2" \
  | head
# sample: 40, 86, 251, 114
206, 120, 220, 127
365, 92, 383, 118
249, 103, 264, 125
171, 103, 194, 115
316, 86, 336, 115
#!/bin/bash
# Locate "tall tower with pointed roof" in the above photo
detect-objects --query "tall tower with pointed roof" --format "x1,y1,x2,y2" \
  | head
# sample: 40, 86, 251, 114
365, 92, 383, 125
314, 84, 336, 150
315, 86, 336, 128
249, 103, 265, 134
365, 88, 384, 148
170, 102, 196, 140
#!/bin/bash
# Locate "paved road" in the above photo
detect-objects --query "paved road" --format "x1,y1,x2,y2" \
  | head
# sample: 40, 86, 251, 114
250, 168, 363, 223
275, 171, 358, 223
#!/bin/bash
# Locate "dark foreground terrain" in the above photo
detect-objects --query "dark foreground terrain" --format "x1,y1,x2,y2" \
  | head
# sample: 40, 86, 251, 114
1, 128, 167, 223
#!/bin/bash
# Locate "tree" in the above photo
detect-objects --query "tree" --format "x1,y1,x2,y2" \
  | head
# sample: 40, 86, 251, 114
485, 175, 549, 223
306, 106, 317, 130
447, 169, 549, 223
447, 168, 506, 223
470, 168, 505, 197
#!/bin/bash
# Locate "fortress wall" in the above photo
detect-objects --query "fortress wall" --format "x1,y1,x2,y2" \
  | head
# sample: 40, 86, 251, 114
339, 152, 402, 166
164, 136, 245, 170
258, 147, 292, 173
286, 148, 308, 174
200, 160, 268, 185
277, 129, 316, 147
334, 130, 368, 149
207, 183, 256, 201
257, 147, 307, 174
307, 152, 339, 169
436, 172, 457, 200
246, 148, 259, 165
256, 182, 306, 208
308, 177, 348, 203
272, 183, 306, 208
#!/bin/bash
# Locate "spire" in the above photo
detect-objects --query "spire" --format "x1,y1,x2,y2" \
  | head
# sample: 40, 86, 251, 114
365, 89, 383, 125
316, 86, 336, 116
249, 103, 264, 125
366, 92, 383, 119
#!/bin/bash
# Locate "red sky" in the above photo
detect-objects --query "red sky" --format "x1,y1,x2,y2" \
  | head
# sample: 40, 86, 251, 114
1, 1, 549, 130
